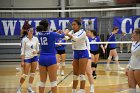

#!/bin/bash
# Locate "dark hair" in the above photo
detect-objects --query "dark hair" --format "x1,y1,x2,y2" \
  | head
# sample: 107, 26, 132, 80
21, 24, 31, 38
134, 28, 140, 35
39, 19, 49, 31
113, 26, 119, 31
90, 30, 98, 36
73, 19, 81, 26
36, 25, 44, 32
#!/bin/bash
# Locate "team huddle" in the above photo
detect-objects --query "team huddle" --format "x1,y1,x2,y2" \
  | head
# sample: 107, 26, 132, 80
16, 19, 140, 93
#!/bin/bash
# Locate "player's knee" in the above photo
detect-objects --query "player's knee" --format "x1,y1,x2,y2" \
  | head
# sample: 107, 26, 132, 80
108, 56, 112, 60
79, 74, 86, 81
50, 81, 57, 87
73, 75, 78, 80
114, 56, 119, 61
61, 62, 65, 66
39, 81, 46, 87
21, 74, 28, 79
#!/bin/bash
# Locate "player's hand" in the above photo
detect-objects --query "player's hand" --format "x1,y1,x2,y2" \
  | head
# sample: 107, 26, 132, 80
21, 61, 24, 67
33, 50, 37, 55
64, 29, 70, 36
125, 69, 129, 76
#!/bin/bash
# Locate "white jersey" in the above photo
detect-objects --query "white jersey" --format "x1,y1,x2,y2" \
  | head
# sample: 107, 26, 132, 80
66, 29, 87, 50
21, 36, 39, 59
129, 41, 140, 70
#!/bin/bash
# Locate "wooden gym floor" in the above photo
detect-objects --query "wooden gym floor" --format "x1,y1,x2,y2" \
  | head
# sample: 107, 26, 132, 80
0, 61, 139, 93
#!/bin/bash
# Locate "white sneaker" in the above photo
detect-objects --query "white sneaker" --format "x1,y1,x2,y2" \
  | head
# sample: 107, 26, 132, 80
106, 65, 111, 71
61, 70, 64, 76
27, 87, 36, 93
16, 87, 21, 93
72, 89, 77, 93
77, 89, 86, 93
16, 67, 21, 72
117, 66, 125, 71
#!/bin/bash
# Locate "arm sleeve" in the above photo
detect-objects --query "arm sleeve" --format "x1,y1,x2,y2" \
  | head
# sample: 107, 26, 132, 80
21, 39, 26, 56
72, 30, 86, 41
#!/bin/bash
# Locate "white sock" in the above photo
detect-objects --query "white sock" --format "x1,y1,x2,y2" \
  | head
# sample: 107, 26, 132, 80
90, 84, 95, 92
72, 89, 77, 92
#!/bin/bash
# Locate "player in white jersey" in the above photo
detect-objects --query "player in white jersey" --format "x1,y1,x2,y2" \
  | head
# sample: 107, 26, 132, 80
125, 28, 140, 93
64, 19, 88, 93
17, 27, 39, 93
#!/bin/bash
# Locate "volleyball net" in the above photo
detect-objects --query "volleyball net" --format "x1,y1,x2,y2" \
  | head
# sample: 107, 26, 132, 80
0, 6, 139, 61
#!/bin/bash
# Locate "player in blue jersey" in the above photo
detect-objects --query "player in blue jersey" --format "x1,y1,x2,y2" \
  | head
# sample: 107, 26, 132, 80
105, 26, 124, 71
55, 30, 66, 76
37, 19, 65, 93
17, 27, 39, 93
87, 30, 105, 79
64, 19, 88, 93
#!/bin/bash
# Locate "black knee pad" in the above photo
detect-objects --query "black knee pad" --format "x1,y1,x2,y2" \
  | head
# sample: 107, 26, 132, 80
91, 62, 97, 68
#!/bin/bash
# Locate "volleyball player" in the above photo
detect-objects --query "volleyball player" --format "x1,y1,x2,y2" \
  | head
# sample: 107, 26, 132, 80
64, 19, 88, 93
125, 28, 140, 93
17, 27, 39, 93
105, 26, 124, 71
87, 30, 105, 79
37, 19, 65, 93
55, 30, 66, 76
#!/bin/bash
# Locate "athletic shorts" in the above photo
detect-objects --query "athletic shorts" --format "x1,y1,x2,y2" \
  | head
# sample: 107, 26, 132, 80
73, 49, 89, 60
56, 50, 65, 55
109, 48, 115, 50
90, 50, 99, 55
39, 54, 57, 67
24, 56, 38, 63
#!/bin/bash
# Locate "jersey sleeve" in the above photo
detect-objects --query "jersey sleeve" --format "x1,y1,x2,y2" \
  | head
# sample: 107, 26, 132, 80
72, 30, 86, 41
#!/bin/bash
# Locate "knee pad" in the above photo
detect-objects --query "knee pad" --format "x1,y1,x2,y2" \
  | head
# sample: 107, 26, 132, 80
61, 62, 65, 66
30, 73, 35, 78
79, 74, 86, 81
22, 74, 28, 79
50, 81, 57, 87
39, 81, 45, 87
108, 56, 112, 60
73, 75, 78, 80
91, 62, 97, 68
114, 56, 119, 61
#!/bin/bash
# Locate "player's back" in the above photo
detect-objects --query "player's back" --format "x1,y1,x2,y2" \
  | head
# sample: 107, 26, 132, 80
38, 31, 65, 55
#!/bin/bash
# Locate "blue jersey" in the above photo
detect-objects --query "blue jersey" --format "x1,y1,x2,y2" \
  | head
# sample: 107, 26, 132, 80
38, 31, 65, 55
108, 33, 116, 48
55, 38, 66, 50
88, 36, 101, 51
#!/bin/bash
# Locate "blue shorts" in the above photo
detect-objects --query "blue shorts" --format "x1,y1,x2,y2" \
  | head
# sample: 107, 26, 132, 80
39, 54, 57, 67
24, 56, 38, 63
73, 50, 89, 60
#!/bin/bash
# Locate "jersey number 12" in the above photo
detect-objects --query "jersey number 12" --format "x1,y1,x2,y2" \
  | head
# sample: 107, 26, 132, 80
40, 37, 48, 45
